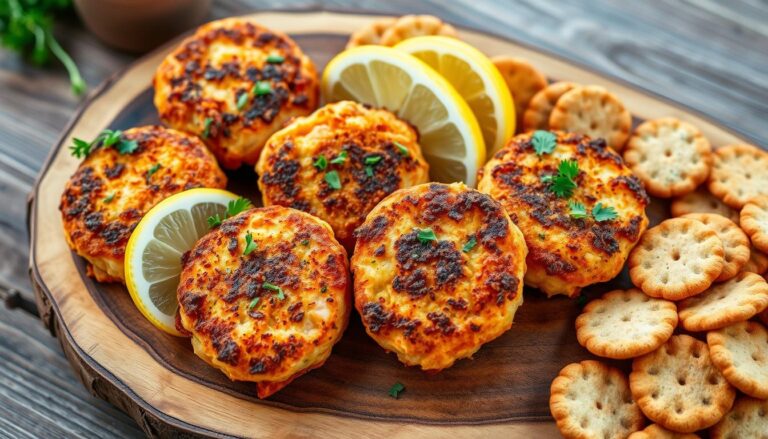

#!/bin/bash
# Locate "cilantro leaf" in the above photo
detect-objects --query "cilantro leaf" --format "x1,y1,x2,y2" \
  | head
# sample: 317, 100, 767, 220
388, 382, 405, 399
248, 297, 260, 310
592, 202, 618, 222
532, 130, 557, 155
262, 282, 285, 300
253, 81, 272, 96
550, 160, 579, 198
116, 138, 138, 154
558, 159, 579, 180
394, 141, 409, 157
417, 228, 437, 244
207, 214, 222, 228
69, 138, 92, 158
365, 166, 374, 177
101, 129, 122, 147
227, 197, 253, 217
243, 232, 257, 255
365, 155, 382, 165
330, 150, 348, 165
313, 155, 327, 170
462, 236, 477, 253
145, 163, 161, 182
568, 200, 588, 219
325, 170, 341, 190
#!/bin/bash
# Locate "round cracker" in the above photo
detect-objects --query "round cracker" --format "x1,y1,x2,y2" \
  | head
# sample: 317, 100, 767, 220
761, 308, 768, 326
522, 81, 579, 132
681, 213, 750, 281
491, 56, 547, 131
378, 15, 458, 46
707, 320, 768, 399
710, 397, 768, 439
743, 244, 768, 275
629, 218, 725, 300
678, 272, 768, 332
708, 144, 768, 209
741, 195, 768, 254
576, 289, 677, 359
549, 85, 632, 151
671, 188, 741, 225
630, 334, 736, 433
624, 118, 712, 198
345, 17, 398, 49
550, 360, 644, 439
627, 424, 701, 439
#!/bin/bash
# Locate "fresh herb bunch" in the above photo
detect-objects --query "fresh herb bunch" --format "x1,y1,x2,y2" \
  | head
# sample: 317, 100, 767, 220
0, 0, 85, 94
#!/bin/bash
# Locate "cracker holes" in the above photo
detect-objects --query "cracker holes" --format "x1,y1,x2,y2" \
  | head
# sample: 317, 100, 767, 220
595, 401, 603, 410
708, 375, 720, 385
677, 376, 687, 386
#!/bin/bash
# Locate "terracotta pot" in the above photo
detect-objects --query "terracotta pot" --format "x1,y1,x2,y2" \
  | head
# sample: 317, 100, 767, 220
74, 0, 212, 53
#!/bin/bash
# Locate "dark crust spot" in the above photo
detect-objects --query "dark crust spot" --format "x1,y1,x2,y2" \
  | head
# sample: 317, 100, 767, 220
260, 158, 300, 198
361, 302, 392, 334
613, 175, 650, 205
485, 271, 520, 305
591, 224, 620, 255
392, 231, 464, 299
354, 215, 389, 242
618, 215, 644, 241
528, 247, 577, 275
425, 312, 456, 335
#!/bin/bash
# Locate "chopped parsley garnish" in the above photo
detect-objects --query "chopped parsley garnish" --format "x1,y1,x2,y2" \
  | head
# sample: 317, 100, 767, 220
207, 197, 253, 228
69, 129, 138, 158
207, 214, 222, 228
568, 200, 588, 219
248, 297, 260, 310
537, 232, 547, 240
394, 141, 409, 157
236, 91, 249, 110
592, 202, 618, 222
325, 170, 342, 190
532, 130, 557, 155
301, 239, 310, 246
546, 159, 579, 198
266, 54, 285, 63
202, 117, 213, 139
417, 228, 437, 244
253, 81, 272, 96
145, 163, 161, 182
388, 382, 405, 399
320, 285, 328, 293
103, 193, 115, 203
364, 155, 382, 165
262, 282, 285, 300
365, 166, 374, 177
243, 232, 257, 256
462, 236, 477, 253
330, 150, 348, 165
313, 155, 327, 170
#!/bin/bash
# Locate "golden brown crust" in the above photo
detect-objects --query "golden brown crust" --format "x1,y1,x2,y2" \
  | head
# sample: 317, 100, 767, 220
708, 144, 768, 209
575, 289, 677, 359
681, 213, 750, 282
351, 183, 527, 371
522, 82, 579, 132
60, 125, 226, 282
677, 272, 768, 332
176, 206, 350, 396
491, 56, 548, 131
549, 85, 632, 151
345, 17, 397, 49
628, 218, 724, 300
153, 17, 319, 169
256, 101, 429, 250
378, 15, 458, 46
630, 335, 736, 433
477, 131, 649, 298
707, 321, 768, 399
710, 397, 768, 439
743, 244, 768, 275
550, 360, 645, 439
624, 118, 712, 198
740, 195, 768, 254
670, 188, 740, 225
627, 424, 700, 439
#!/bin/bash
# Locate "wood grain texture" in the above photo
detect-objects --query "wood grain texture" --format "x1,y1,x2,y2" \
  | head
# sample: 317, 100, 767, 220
28, 10, 760, 438
2, 0, 766, 437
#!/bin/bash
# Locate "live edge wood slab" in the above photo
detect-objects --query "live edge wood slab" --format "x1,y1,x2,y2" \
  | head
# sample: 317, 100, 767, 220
28, 10, 754, 439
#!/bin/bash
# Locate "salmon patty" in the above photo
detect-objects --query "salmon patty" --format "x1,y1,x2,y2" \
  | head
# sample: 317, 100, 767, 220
177, 206, 350, 398
477, 131, 649, 298
351, 183, 527, 371
256, 101, 429, 249
154, 17, 318, 169
60, 125, 227, 282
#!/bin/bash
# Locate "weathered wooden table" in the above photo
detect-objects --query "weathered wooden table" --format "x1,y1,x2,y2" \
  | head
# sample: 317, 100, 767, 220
2, 0, 767, 437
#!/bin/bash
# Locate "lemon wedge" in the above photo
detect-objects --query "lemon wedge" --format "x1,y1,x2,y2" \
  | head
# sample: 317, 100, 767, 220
395, 36, 515, 155
322, 45, 485, 186
124, 188, 241, 336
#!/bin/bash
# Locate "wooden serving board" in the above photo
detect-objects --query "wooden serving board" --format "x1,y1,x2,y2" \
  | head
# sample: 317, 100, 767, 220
28, 10, 753, 438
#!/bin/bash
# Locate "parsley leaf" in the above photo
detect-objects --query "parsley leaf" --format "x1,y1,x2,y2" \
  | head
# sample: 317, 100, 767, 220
549, 160, 579, 198
568, 200, 588, 219
592, 202, 618, 222
313, 155, 327, 170
116, 139, 138, 154
243, 232, 257, 255
69, 138, 92, 158
227, 197, 253, 217
236, 91, 249, 110
388, 382, 405, 399
462, 236, 477, 253
103, 193, 115, 203
202, 117, 213, 139
145, 163, 161, 182
330, 150, 348, 165
394, 141, 409, 157
365, 155, 382, 165
248, 297, 260, 310
69, 129, 138, 158
266, 54, 285, 63
207, 214, 222, 228
532, 130, 557, 155
102, 129, 122, 147
262, 282, 285, 300
365, 166, 374, 177
253, 81, 272, 96
417, 228, 437, 244
325, 170, 341, 190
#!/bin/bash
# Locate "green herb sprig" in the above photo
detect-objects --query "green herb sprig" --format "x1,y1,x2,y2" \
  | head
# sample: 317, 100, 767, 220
417, 228, 437, 244
69, 129, 138, 158
532, 130, 557, 155
542, 159, 579, 198
243, 232, 257, 256
388, 382, 405, 399
262, 282, 285, 300
207, 197, 253, 228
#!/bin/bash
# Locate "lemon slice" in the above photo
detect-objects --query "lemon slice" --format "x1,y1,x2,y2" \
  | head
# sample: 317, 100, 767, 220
322, 45, 485, 186
394, 36, 515, 155
124, 188, 241, 336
